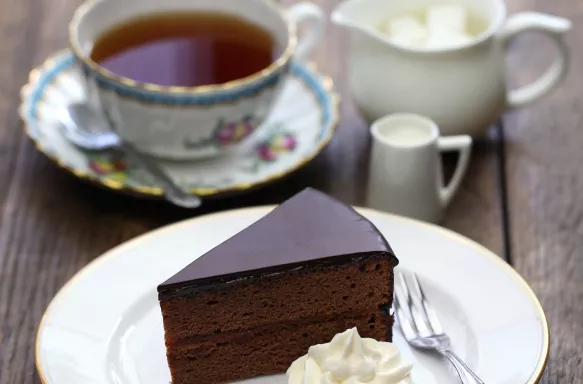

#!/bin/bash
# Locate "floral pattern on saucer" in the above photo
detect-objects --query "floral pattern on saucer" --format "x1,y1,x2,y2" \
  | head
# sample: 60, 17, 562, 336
88, 152, 127, 181
257, 127, 298, 162
19, 50, 339, 198
85, 128, 300, 183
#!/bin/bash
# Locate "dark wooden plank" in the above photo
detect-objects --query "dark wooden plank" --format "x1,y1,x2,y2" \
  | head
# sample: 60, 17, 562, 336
0, 0, 52, 382
503, 0, 583, 381
0, 1, 502, 383
495, 121, 514, 263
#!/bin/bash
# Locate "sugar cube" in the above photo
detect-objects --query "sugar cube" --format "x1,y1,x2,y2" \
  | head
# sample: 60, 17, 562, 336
426, 4, 468, 34
381, 16, 425, 36
425, 26, 472, 49
381, 16, 428, 47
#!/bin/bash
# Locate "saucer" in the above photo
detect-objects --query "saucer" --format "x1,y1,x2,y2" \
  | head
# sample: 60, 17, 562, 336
36, 207, 548, 384
19, 51, 339, 198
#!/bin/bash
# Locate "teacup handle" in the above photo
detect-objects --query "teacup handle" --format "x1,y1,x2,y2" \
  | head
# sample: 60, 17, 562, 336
287, 3, 326, 60
501, 12, 571, 108
438, 136, 472, 206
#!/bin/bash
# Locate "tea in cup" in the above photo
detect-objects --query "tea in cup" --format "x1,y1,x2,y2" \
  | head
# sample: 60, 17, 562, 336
70, 0, 325, 159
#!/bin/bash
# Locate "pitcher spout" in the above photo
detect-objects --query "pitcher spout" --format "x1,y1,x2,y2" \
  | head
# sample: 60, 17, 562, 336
330, 3, 361, 31
331, 0, 390, 41
330, 1, 356, 28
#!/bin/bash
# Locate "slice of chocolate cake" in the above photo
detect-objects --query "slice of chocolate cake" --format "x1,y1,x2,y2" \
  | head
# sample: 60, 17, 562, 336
158, 188, 399, 384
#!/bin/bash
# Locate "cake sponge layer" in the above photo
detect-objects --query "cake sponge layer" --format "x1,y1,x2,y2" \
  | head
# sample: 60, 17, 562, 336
166, 310, 394, 384
160, 254, 394, 342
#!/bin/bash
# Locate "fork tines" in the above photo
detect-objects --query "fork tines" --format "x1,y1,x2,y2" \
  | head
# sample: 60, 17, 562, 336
394, 272, 444, 339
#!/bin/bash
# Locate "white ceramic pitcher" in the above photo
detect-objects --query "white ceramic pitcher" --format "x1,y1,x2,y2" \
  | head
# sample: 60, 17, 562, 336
332, 0, 571, 137
366, 114, 472, 223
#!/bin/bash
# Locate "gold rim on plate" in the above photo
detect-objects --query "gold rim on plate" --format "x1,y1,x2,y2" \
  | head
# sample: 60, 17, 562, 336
35, 207, 549, 384
20, 52, 340, 198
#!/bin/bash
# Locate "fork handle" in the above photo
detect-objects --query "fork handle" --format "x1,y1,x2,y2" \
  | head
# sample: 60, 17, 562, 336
439, 349, 485, 384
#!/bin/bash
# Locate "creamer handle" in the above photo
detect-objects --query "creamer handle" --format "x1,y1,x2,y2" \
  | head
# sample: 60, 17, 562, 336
438, 135, 472, 206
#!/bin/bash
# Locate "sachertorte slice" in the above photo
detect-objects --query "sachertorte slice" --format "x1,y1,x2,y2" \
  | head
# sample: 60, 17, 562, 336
158, 188, 399, 384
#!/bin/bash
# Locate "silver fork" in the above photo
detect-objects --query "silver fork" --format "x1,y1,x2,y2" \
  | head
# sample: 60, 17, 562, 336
394, 272, 485, 384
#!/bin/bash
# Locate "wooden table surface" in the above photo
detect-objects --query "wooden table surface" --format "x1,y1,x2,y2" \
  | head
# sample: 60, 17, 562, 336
1, 0, 582, 382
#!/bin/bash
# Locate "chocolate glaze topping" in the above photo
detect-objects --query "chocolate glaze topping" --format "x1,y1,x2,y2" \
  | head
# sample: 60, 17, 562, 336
158, 188, 397, 298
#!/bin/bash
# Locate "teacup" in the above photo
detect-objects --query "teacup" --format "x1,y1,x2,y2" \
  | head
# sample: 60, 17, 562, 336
332, 0, 571, 137
366, 113, 472, 223
70, 0, 325, 159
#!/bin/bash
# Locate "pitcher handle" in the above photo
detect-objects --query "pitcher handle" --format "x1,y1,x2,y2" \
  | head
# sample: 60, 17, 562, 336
501, 12, 571, 108
438, 136, 472, 206
287, 3, 326, 61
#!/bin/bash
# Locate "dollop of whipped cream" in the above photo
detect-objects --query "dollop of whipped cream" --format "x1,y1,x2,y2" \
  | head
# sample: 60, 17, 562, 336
287, 328, 413, 384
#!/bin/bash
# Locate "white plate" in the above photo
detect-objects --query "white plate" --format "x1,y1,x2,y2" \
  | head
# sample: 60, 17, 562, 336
36, 207, 548, 384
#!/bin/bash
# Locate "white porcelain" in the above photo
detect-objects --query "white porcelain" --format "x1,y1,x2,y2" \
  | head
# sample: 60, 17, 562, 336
70, 0, 325, 159
20, 50, 339, 199
367, 114, 471, 223
332, 0, 571, 137
36, 206, 548, 384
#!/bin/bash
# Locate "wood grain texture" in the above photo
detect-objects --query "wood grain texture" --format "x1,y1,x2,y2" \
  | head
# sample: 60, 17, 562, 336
0, 0, 504, 383
504, 0, 583, 381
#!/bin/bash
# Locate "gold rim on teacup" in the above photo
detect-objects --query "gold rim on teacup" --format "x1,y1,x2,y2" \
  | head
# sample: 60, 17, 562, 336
68, 0, 298, 95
